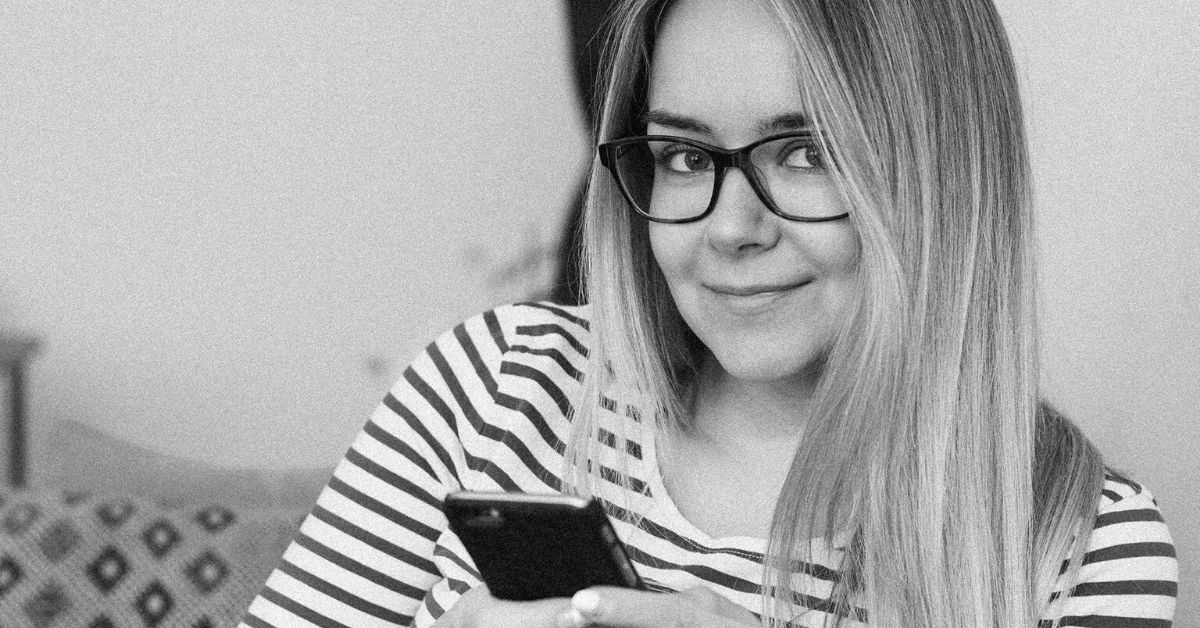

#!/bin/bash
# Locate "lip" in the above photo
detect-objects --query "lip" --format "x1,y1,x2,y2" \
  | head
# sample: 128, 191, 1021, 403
705, 279, 812, 297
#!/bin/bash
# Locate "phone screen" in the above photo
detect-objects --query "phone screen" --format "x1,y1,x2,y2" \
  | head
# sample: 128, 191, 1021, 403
444, 491, 644, 600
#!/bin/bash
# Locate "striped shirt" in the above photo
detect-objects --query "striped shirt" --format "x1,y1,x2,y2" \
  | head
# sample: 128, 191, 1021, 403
240, 302, 1178, 627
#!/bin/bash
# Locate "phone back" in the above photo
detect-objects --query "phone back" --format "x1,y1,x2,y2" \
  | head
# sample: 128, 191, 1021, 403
445, 494, 642, 600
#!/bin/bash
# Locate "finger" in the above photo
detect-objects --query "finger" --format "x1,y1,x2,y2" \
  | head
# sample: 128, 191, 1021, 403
441, 585, 577, 628
473, 599, 574, 628
564, 586, 695, 628
557, 586, 759, 628
477, 598, 577, 628
553, 587, 679, 628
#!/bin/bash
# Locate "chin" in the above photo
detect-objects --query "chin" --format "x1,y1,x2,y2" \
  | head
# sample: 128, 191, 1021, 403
677, 301, 834, 387
706, 340, 823, 385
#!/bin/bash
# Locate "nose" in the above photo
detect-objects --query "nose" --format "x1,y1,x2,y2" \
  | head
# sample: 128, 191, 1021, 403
704, 166, 779, 255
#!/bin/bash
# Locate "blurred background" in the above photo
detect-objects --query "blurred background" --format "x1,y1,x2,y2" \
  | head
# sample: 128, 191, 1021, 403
1, 0, 1196, 622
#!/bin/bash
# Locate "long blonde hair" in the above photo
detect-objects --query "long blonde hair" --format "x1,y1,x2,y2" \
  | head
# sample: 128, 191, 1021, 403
563, 0, 1106, 626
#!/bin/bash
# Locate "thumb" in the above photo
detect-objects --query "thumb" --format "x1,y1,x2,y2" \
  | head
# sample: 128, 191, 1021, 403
564, 586, 761, 627
572, 587, 693, 627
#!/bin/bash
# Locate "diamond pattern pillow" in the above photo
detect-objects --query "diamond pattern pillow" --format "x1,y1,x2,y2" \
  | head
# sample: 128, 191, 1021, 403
0, 488, 303, 627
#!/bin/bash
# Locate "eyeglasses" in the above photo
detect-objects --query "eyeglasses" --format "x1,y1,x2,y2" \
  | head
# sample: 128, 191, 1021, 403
598, 132, 849, 224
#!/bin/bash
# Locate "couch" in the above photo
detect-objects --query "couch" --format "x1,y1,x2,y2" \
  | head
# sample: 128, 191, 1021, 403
0, 420, 330, 627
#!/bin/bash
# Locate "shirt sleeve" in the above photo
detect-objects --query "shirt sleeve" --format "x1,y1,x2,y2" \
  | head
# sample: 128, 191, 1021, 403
239, 313, 510, 627
1041, 473, 1178, 627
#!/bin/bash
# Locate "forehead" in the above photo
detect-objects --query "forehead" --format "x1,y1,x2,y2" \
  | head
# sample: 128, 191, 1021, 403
647, 0, 804, 137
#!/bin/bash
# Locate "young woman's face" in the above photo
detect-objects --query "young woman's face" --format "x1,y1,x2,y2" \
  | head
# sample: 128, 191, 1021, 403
646, 0, 860, 388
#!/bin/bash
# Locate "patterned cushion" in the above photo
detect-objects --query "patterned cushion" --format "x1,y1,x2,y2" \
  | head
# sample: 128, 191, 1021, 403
0, 488, 303, 627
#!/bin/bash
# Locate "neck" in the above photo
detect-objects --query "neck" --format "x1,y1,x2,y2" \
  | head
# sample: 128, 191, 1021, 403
685, 356, 815, 454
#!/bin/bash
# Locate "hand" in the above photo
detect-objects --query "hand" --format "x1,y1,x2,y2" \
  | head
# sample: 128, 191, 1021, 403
432, 584, 573, 628
556, 585, 762, 627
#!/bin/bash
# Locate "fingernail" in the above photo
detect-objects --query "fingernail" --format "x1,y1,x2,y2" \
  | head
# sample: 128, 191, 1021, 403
572, 589, 601, 615
555, 608, 585, 628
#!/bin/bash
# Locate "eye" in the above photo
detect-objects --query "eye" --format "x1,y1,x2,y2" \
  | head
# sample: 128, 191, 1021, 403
659, 146, 712, 173
780, 141, 825, 170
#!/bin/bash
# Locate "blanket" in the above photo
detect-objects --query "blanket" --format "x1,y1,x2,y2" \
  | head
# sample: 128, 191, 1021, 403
0, 487, 302, 627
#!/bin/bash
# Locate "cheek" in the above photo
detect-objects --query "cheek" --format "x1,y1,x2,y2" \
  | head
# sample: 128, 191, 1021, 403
810, 228, 862, 338
802, 223, 860, 278
647, 224, 696, 283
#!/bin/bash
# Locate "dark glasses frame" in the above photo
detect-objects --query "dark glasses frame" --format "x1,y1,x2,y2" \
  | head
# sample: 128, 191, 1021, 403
597, 131, 850, 224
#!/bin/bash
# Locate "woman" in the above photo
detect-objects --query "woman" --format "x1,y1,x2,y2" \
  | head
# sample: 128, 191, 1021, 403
242, 0, 1178, 626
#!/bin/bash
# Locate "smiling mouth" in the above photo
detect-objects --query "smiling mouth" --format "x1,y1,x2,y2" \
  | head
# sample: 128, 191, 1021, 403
706, 280, 811, 297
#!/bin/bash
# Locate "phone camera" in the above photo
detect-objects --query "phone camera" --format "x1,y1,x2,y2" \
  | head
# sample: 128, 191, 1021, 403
466, 508, 505, 528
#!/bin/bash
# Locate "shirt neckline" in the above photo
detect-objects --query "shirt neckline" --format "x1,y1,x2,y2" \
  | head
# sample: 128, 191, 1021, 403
638, 413, 849, 554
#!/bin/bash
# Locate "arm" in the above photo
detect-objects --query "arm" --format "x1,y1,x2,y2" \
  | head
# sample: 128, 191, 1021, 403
1041, 474, 1178, 627
240, 314, 505, 627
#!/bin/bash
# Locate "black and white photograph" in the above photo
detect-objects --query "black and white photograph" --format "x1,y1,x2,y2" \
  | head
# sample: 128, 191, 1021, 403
1, 1, 1194, 626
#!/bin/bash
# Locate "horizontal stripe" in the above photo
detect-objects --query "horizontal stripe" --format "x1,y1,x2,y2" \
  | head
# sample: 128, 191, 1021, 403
598, 464, 648, 495
517, 301, 591, 330
243, 304, 1178, 626
310, 505, 438, 575
490, 389, 565, 464
238, 613, 273, 628
1057, 616, 1171, 628
627, 543, 863, 622
463, 451, 523, 491
1104, 472, 1142, 493
447, 577, 474, 595
508, 343, 583, 381
1070, 579, 1177, 597
514, 323, 588, 357
600, 498, 801, 572
362, 419, 439, 481
344, 448, 441, 512
1082, 542, 1176, 566
277, 559, 413, 624
433, 544, 482, 581
499, 360, 574, 422
292, 532, 427, 601
405, 364, 459, 434
257, 586, 351, 628
1094, 508, 1163, 529
428, 338, 489, 429
627, 543, 764, 595
422, 587, 445, 620
444, 327, 566, 482
379, 394, 461, 487
483, 309, 511, 353
328, 476, 441, 541
597, 427, 644, 460
235, 614, 273, 628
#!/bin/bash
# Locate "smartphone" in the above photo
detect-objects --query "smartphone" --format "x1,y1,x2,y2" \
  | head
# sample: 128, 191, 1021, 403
443, 491, 645, 600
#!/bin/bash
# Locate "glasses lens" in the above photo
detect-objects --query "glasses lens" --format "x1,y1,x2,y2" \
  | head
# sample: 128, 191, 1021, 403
611, 139, 714, 221
750, 135, 839, 219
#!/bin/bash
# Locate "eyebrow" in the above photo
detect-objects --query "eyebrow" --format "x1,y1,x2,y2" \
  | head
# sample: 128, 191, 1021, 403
640, 110, 809, 136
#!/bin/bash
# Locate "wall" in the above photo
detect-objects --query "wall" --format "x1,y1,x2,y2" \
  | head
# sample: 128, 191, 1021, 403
0, 1, 586, 471
998, 2, 1199, 620
1, 0, 1196, 621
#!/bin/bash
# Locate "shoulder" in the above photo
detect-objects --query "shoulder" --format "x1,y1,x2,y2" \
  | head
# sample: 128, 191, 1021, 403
402, 303, 592, 417
373, 303, 593, 486
1097, 468, 1155, 510
477, 303, 592, 402
481, 302, 592, 357
1088, 468, 1176, 561
418, 302, 592, 373
1057, 469, 1178, 622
